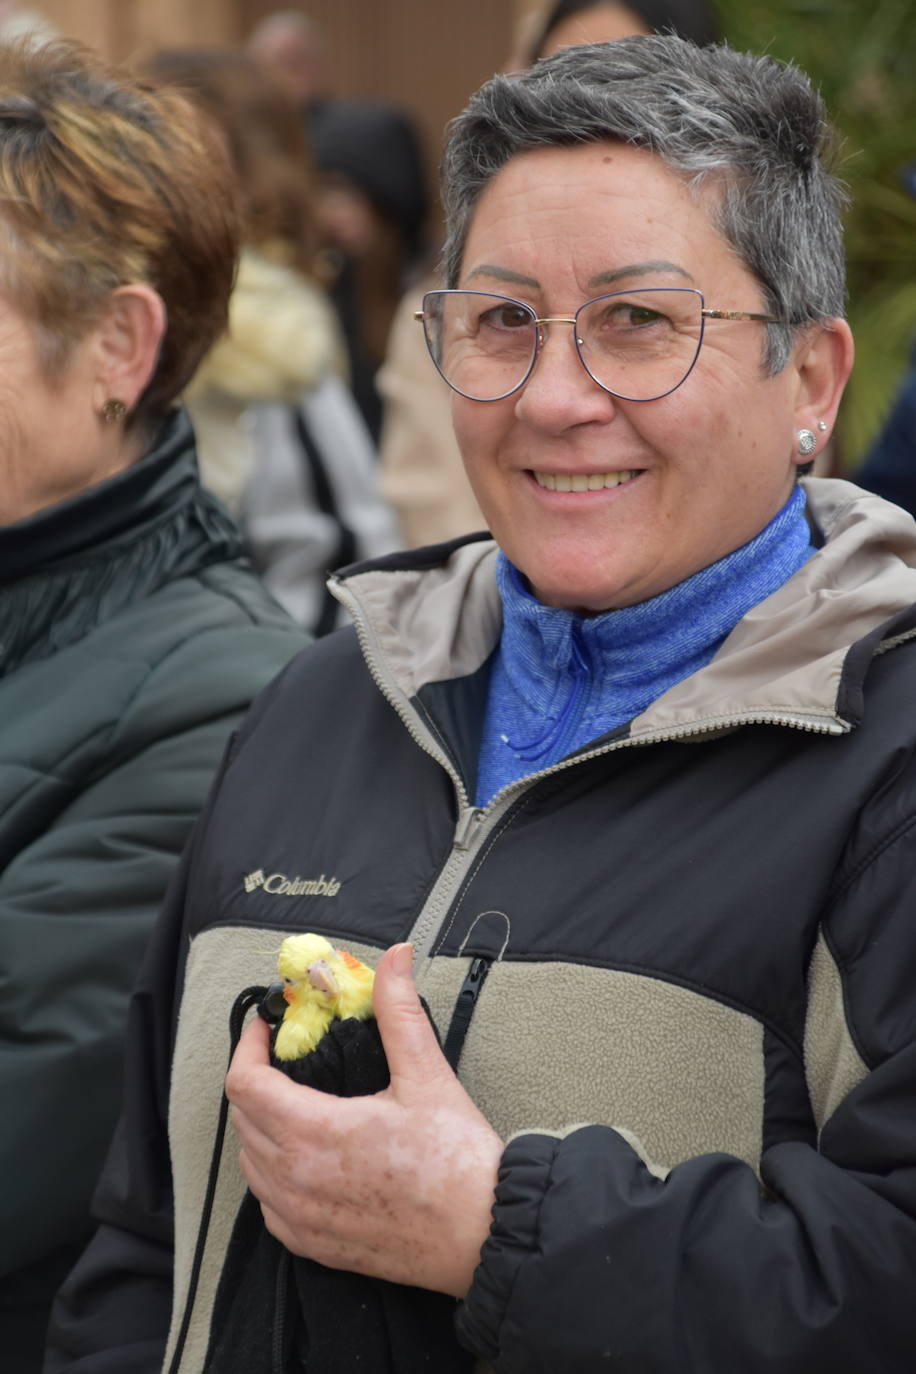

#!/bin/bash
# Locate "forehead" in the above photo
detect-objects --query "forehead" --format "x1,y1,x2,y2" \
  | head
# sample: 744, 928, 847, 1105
540, 2, 652, 55
461, 141, 734, 290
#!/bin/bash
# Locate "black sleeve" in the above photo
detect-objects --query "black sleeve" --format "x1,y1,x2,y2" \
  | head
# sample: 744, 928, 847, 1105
456, 808, 916, 1372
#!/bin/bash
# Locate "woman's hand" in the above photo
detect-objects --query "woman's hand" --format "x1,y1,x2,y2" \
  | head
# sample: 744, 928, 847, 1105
226, 943, 504, 1299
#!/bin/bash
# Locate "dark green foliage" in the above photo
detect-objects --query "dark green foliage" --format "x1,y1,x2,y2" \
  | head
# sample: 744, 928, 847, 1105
716, 0, 916, 465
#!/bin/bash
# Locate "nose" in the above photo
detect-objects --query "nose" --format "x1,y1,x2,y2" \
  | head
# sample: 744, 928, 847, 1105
514, 319, 618, 432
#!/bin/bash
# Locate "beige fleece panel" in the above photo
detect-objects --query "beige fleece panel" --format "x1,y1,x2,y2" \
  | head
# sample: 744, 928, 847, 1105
804, 931, 869, 1131
163, 926, 386, 1374
165, 932, 766, 1369
422, 957, 764, 1168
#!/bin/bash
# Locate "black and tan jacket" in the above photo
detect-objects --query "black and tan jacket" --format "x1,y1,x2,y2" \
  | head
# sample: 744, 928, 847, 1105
49, 479, 916, 1374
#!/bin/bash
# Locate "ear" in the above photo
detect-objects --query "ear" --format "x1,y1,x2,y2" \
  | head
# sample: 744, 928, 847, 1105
90, 284, 167, 416
790, 318, 854, 466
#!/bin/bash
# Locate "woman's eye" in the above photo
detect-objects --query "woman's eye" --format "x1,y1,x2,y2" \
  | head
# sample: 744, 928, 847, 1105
480, 305, 531, 331
604, 304, 664, 328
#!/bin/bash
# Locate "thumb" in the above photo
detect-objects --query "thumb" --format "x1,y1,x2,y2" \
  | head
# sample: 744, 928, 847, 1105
373, 942, 452, 1095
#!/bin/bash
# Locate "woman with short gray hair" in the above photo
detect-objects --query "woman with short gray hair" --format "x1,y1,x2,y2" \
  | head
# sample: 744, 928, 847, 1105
441, 36, 846, 374
51, 36, 916, 1374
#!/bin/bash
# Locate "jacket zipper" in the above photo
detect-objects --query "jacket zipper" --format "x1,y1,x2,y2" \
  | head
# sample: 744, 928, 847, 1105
404, 706, 852, 966
330, 571, 858, 970
442, 956, 492, 1071
272, 1250, 290, 1374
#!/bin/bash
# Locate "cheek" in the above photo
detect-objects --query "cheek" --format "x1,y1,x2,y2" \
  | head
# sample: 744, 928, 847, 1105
0, 382, 29, 460
451, 398, 503, 480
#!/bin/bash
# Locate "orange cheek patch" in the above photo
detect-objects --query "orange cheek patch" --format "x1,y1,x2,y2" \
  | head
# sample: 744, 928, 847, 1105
337, 950, 362, 970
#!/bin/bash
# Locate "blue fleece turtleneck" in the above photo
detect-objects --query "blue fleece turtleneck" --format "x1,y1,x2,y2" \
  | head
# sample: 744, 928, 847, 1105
475, 485, 816, 806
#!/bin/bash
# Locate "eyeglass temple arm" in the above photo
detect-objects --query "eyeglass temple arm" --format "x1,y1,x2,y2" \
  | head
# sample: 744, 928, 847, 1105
701, 308, 786, 323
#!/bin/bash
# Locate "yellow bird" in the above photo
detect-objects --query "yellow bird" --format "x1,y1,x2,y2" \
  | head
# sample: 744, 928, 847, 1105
271, 933, 375, 1061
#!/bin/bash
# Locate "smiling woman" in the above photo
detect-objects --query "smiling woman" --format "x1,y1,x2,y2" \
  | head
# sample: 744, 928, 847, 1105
46, 34, 916, 1374
439, 137, 842, 614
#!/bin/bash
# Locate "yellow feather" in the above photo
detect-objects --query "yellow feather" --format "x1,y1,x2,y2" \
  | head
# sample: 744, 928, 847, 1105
272, 933, 375, 1062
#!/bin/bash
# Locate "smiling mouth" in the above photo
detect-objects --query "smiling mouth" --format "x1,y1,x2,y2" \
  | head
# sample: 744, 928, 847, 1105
532, 469, 639, 492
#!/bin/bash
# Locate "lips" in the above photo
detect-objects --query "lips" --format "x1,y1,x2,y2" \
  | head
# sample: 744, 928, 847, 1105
533, 469, 638, 492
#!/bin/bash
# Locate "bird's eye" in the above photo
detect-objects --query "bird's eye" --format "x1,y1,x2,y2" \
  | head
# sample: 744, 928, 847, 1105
282, 977, 293, 986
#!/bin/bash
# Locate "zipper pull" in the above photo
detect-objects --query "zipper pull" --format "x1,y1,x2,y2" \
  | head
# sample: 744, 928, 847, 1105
442, 956, 492, 1072
454, 806, 486, 850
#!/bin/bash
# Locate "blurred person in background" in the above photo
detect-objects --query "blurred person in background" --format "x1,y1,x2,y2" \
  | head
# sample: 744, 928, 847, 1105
248, 10, 428, 442
853, 161, 916, 518
524, 0, 719, 59
0, 0, 55, 45
0, 38, 307, 1372
377, 0, 720, 548
854, 342, 916, 518
146, 48, 398, 636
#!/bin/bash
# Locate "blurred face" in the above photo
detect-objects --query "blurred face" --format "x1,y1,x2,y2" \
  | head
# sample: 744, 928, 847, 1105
0, 292, 121, 524
451, 142, 810, 612
249, 31, 329, 104
540, 3, 651, 56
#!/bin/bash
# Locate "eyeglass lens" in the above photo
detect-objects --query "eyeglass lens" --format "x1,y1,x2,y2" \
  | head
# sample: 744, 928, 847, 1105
422, 288, 706, 402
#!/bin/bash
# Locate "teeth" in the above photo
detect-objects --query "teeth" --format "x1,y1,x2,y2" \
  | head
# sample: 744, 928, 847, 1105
534, 470, 634, 491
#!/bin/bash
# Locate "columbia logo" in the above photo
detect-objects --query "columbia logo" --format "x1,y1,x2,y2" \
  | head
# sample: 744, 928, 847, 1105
242, 870, 341, 897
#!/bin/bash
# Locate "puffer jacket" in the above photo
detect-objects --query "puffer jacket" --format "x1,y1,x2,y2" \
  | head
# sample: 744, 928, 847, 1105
0, 409, 306, 1371
47, 479, 916, 1373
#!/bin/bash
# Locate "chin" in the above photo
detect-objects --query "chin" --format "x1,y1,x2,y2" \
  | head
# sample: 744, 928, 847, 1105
527, 576, 621, 615
515, 548, 628, 614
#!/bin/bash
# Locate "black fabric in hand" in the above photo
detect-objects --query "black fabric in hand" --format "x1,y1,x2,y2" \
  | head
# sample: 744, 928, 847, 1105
203, 1012, 474, 1374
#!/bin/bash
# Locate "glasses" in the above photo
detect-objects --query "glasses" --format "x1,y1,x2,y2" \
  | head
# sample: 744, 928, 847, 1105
415, 287, 786, 403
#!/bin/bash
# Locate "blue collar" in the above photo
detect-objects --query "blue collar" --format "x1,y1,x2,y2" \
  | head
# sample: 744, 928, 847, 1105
475, 485, 816, 802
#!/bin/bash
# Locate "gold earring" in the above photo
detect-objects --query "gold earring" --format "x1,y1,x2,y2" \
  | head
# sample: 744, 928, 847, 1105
101, 398, 127, 424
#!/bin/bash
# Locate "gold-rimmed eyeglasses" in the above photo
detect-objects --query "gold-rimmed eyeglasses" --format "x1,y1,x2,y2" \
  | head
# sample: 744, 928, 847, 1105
415, 287, 787, 403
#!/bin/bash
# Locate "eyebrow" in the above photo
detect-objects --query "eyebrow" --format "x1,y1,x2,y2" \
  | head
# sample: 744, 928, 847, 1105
466, 264, 540, 288
465, 260, 694, 291
587, 261, 694, 289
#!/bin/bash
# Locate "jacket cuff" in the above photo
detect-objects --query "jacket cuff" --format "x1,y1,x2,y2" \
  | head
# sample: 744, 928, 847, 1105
455, 1131, 562, 1364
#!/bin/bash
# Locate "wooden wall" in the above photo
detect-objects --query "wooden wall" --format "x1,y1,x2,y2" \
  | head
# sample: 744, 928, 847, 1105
33, 0, 530, 228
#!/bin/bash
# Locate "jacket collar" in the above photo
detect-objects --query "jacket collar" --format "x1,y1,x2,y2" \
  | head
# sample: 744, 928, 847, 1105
0, 408, 244, 675
333, 481, 916, 739
0, 408, 202, 582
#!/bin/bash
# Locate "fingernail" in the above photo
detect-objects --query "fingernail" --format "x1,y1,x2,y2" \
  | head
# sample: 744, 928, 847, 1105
391, 942, 414, 978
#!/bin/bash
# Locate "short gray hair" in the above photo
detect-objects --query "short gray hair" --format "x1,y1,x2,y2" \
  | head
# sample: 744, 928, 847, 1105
441, 35, 847, 372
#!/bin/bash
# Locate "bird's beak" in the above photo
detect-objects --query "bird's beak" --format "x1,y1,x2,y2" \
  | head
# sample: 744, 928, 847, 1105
306, 959, 339, 998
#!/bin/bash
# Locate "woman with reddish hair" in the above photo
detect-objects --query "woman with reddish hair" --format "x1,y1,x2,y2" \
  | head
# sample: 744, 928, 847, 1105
0, 39, 305, 1370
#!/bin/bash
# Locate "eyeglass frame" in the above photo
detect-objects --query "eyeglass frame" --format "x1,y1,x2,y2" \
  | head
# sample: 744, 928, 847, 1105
414, 286, 789, 404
